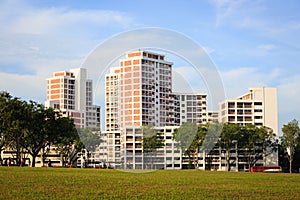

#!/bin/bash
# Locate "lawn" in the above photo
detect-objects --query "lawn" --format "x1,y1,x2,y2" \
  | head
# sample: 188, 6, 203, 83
0, 167, 299, 199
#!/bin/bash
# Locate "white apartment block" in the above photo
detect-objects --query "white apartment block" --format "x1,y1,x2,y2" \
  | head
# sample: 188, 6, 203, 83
219, 87, 278, 134
121, 126, 182, 170
219, 87, 278, 166
102, 50, 279, 170
101, 130, 121, 168
105, 68, 120, 131
173, 93, 210, 125
105, 50, 174, 131
46, 68, 100, 129
207, 110, 219, 123
102, 51, 221, 169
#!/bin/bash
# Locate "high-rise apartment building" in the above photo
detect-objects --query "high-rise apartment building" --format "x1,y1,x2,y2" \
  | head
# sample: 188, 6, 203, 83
45, 68, 100, 129
219, 87, 278, 166
103, 51, 219, 168
173, 93, 210, 124
105, 51, 174, 131
103, 51, 279, 170
219, 87, 278, 134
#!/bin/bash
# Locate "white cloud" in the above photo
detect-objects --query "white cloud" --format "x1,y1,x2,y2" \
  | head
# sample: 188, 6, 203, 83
7, 8, 133, 35
257, 44, 276, 51
173, 66, 208, 93
278, 75, 300, 113
276, 75, 300, 133
0, 0, 136, 101
210, 0, 249, 26
220, 66, 300, 134
202, 46, 215, 54
0, 72, 46, 102
220, 67, 282, 98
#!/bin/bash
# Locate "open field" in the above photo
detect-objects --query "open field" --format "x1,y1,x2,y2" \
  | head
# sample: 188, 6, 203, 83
0, 167, 300, 199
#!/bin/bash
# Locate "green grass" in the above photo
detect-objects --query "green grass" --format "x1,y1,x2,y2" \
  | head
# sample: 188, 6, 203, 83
0, 167, 299, 199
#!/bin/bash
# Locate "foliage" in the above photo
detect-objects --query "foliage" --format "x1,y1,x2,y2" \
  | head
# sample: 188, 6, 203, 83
173, 122, 198, 153
0, 91, 79, 167
281, 119, 300, 173
142, 125, 164, 169
173, 122, 207, 169
142, 125, 164, 154
219, 123, 240, 171
0, 92, 13, 159
0, 94, 29, 165
77, 128, 101, 152
240, 124, 278, 169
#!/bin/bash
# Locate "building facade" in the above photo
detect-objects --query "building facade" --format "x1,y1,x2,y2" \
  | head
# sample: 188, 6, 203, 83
219, 87, 278, 134
173, 93, 210, 125
45, 68, 100, 128
105, 51, 174, 131
101, 51, 279, 170
103, 51, 220, 168
120, 126, 182, 170
219, 87, 278, 167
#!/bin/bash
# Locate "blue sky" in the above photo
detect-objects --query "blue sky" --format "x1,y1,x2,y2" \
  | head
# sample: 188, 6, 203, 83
0, 0, 299, 133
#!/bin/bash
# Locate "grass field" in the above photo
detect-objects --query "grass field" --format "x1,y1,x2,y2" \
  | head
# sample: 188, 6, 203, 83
0, 167, 299, 199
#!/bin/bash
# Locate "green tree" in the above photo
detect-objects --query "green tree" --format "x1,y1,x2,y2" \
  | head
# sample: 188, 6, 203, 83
190, 123, 207, 169
54, 116, 80, 167
219, 123, 240, 172
200, 122, 222, 170
0, 92, 13, 162
241, 124, 277, 170
2, 97, 29, 166
20, 101, 47, 167
281, 119, 300, 173
142, 125, 164, 169
19, 103, 79, 167
77, 128, 101, 152
173, 122, 199, 169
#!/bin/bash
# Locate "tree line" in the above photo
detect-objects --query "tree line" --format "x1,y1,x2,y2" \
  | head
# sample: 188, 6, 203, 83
173, 122, 278, 171
143, 119, 300, 173
0, 91, 81, 167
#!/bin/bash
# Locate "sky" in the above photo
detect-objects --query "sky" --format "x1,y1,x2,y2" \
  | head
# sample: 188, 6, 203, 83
0, 0, 300, 134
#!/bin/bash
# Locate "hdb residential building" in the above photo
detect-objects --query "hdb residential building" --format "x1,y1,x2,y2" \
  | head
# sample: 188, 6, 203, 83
219, 87, 278, 134
218, 87, 278, 168
45, 68, 100, 129
105, 50, 174, 131
102, 51, 218, 169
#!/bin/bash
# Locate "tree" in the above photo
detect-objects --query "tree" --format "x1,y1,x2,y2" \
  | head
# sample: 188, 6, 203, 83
20, 101, 47, 167
0, 92, 79, 167
219, 123, 240, 172
54, 116, 80, 167
173, 122, 199, 169
281, 119, 300, 173
200, 122, 221, 170
142, 125, 164, 169
0, 92, 13, 162
190, 123, 207, 169
241, 124, 277, 170
19, 102, 79, 167
77, 128, 101, 152
1, 96, 29, 166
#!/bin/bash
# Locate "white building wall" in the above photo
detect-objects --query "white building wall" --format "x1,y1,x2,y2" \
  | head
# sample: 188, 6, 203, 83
46, 68, 100, 129
219, 87, 278, 166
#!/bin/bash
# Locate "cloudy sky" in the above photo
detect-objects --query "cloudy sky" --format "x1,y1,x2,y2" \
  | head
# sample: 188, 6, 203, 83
0, 0, 299, 133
